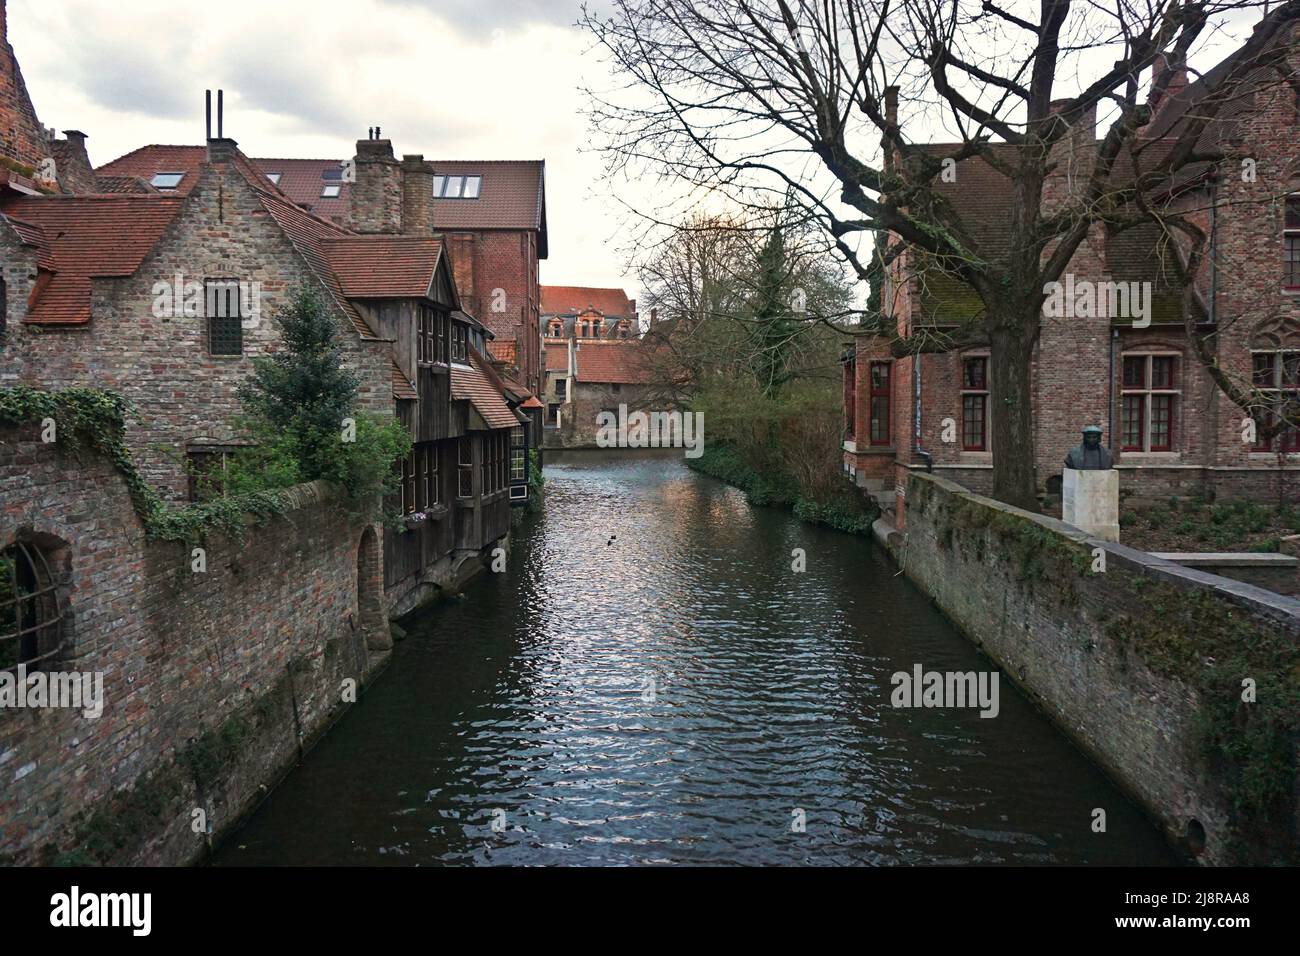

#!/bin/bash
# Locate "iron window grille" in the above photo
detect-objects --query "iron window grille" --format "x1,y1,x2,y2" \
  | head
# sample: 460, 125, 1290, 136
0, 540, 66, 673
206, 279, 243, 356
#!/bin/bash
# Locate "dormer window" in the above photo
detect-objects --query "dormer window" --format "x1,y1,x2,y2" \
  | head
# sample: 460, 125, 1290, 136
451, 322, 468, 364
321, 184, 341, 198
433, 174, 481, 199
151, 172, 184, 190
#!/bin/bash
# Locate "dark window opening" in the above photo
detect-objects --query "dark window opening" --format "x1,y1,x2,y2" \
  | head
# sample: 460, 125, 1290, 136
1285, 197, 1300, 288
457, 438, 474, 498
869, 361, 891, 445
451, 323, 469, 364
0, 540, 65, 672
206, 279, 243, 356
960, 356, 989, 451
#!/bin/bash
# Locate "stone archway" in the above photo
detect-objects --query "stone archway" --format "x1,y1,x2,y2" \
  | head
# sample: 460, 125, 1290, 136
356, 527, 391, 652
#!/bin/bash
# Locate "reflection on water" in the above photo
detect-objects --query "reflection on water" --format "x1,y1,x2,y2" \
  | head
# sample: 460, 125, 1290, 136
215, 451, 1178, 866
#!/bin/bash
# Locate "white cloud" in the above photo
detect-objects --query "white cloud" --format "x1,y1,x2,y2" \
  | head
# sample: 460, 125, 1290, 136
9, 0, 641, 298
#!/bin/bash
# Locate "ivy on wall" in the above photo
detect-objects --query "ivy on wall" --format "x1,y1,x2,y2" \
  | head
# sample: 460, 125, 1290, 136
0, 385, 290, 545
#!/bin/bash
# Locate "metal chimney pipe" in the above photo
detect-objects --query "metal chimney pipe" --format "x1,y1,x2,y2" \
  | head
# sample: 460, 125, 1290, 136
217, 90, 224, 138
205, 90, 212, 139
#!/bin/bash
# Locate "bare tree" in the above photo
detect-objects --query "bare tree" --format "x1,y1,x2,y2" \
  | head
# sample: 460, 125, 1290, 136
636, 206, 854, 402
583, 0, 1300, 509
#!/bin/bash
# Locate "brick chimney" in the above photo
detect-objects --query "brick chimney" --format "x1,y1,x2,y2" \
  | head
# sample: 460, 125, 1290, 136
348, 136, 403, 234
882, 86, 900, 176
205, 137, 240, 164
401, 154, 433, 235
1150, 52, 1189, 114
51, 129, 95, 193
1045, 98, 1097, 204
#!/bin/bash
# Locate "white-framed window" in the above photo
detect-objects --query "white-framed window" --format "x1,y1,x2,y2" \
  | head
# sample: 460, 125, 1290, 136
1120, 352, 1179, 452
1251, 349, 1300, 452
434, 174, 481, 199
1285, 195, 1300, 290
321, 184, 341, 198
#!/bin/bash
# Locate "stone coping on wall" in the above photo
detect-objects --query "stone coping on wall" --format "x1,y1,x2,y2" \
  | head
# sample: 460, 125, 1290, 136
1152, 552, 1300, 568
909, 472, 1300, 630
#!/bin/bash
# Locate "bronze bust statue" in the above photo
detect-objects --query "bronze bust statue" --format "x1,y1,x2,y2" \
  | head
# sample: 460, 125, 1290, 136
1065, 425, 1114, 470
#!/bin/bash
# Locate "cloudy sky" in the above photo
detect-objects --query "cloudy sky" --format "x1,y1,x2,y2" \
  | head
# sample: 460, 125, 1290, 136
9, 1, 1270, 314
9, 0, 639, 296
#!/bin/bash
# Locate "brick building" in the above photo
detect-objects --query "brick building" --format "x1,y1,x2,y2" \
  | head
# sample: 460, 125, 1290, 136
258, 144, 547, 403
2, 132, 529, 615
843, 31, 1300, 516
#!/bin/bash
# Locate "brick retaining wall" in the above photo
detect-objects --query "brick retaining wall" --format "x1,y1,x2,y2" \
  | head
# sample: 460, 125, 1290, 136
890, 471, 1300, 865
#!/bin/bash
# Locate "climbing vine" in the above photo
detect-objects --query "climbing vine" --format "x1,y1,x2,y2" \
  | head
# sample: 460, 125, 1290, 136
0, 385, 291, 545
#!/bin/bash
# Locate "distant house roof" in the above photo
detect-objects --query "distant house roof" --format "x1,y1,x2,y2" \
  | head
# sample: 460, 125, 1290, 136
247, 156, 547, 253
545, 347, 569, 373
546, 340, 655, 385
322, 236, 447, 299
426, 160, 546, 237
1, 195, 185, 324
452, 349, 522, 429
541, 285, 635, 317
487, 339, 517, 365
95, 144, 208, 195
252, 158, 351, 219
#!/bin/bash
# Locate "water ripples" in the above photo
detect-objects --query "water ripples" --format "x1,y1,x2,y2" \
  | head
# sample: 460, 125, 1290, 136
215, 452, 1178, 866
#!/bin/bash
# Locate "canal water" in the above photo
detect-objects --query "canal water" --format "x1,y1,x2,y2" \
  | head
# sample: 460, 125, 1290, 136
214, 452, 1179, 866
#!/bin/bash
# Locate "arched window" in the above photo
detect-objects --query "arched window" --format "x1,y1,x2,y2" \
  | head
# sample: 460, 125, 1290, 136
1, 539, 66, 671
355, 527, 389, 652
1249, 318, 1300, 453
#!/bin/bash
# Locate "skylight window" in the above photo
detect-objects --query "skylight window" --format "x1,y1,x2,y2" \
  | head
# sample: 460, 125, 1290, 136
151, 172, 184, 190
266, 172, 282, 185
321, 167, 343, 181
433, 174, 481, 199
321, 184, 341, 198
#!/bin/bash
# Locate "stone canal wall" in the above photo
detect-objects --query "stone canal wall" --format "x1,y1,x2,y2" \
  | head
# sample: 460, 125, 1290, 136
890, 472, 1300, 866
1, 423, 387, 865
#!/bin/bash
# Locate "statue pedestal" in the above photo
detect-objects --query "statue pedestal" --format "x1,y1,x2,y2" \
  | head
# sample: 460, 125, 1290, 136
1062, 467, 1119, 541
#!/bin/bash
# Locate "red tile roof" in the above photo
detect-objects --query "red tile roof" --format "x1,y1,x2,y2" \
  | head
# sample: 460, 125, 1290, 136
427, 160, 545, 234
545, 340, 655, 385
322, 236, 444, 299
487, 339, 517, 364
541, 285, 635, 317
451, 349, 521, 430
247, 157, 545, 243
392, 360, 418, 400
545, 346, 570, 372
94, 175, 159, 194
95, 145, 207, 195
252, 158, 351, 220
2, 195, 185, 324
573, 341, 655, 385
